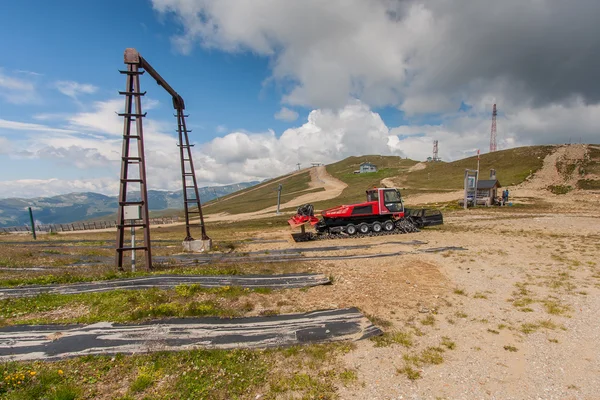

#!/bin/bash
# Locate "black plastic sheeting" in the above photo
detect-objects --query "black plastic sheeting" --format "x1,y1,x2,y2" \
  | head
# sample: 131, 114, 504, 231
0, 273, 331, 299
161, 246, 466, 266
0, 308, 382, 361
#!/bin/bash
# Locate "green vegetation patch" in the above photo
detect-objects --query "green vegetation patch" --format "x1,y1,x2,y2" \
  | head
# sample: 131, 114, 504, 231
311, 155, 417, 209
371, 330, 413, 348
403, 145, 554, 190
1, 344, 357, 399
396, 338, 456, 381
203, 171, 324, 215
577, 179, 600, 190
0, 286, 267, 326
548, 185, 573, 195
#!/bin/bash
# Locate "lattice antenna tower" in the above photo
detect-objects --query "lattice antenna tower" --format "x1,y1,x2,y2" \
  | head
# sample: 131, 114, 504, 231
490, 104, 497, 152
433, 140, 439, 161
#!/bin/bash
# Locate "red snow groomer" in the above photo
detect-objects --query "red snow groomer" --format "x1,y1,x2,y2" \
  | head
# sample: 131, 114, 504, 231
288, 187, 443, 242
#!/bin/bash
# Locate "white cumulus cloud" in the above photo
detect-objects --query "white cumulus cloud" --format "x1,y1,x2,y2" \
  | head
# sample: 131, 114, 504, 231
152, 0, 600, 113
274, 107, 299, 122
55, 81, 98, 99
0, 69, 39, 104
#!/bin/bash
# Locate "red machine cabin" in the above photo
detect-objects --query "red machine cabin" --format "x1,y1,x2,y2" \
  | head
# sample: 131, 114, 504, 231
322, 188, 405, 219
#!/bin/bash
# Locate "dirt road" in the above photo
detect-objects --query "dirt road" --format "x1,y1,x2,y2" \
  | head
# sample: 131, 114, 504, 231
204, 166, 347, 222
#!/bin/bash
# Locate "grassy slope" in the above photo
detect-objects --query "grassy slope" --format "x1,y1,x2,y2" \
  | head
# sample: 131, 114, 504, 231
402, 145, 555, 190
203, 170, 323, 215
305, 146, 556, 210
167, 145, 562, 217
306, 155, 418, 211
577, 145, 600, 189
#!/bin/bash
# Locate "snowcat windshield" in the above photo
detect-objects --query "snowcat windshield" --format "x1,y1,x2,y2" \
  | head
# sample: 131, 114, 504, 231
384, 189, 402, 203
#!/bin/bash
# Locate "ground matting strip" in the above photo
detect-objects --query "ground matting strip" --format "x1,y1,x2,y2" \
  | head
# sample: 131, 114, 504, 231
0, 273, 330, 299
0, 308, 381, 361
165, 246, 467, 266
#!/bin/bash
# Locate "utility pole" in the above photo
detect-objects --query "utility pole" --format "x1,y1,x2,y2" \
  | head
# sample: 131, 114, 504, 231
296, 163, 301, 171
275, 184, 282, 215
475, 150, 480, 208
28, 207, 36, 240
212, 188, 220, 202
489, 104, 497, 152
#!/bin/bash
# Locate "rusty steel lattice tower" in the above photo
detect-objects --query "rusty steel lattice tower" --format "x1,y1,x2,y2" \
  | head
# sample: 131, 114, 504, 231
489, 104, 497, 152
432, 140, 439, 161
176, 108, 209, 242
115, 48, 210, 270
116, 52, 152, 271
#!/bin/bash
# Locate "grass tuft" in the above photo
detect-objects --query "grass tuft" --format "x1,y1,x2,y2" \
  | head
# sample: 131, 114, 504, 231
129, 372, 154, 393
371, 331, 413, 348
420, 315, 435, 326
397, 365, 421, 380
441, 337, 456, 350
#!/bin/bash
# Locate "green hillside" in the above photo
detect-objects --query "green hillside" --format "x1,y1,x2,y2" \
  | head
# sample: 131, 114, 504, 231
307, 155, 418, 210
402, 146, 555, 190
203, 170, 324, 215
201, 145, 573, 217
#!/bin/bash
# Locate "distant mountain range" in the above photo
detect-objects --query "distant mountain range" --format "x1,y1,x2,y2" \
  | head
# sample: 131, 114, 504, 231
0, 182, 258, 227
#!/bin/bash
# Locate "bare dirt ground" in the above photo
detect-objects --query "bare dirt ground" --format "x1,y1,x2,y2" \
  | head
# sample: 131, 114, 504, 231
409, 162, 427, 172
235, 197, 600, 399
404, 190, 465, 205
204, 166, 347, 222
197, 145, 599, 400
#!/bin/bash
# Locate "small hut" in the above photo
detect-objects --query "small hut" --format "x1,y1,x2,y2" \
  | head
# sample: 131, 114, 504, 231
476, 177, 502, 206
359, 162, 378, 173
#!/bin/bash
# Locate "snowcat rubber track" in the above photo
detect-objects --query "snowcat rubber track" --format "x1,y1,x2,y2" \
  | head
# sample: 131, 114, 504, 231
292, 219, 420, 243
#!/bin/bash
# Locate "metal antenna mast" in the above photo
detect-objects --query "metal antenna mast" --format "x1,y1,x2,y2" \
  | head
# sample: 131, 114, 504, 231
433, 140, 439, 161
490, 104, 497, 152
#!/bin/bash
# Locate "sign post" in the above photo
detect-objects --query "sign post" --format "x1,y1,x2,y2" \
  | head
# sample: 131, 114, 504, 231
276, 184, 283, 215
123, 205, 141, 272
463, 169, 479, 210
28, 207, 36, 240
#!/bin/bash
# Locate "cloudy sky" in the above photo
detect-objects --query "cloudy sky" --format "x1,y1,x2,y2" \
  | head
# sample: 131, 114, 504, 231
1, 0, 599, 198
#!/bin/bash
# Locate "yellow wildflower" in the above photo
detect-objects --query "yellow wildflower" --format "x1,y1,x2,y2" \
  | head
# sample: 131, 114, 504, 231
58, 370, 63, 375
30, 371, 36, 376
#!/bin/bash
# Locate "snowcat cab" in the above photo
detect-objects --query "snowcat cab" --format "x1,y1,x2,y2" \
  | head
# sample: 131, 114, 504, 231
366, 188, 404, 214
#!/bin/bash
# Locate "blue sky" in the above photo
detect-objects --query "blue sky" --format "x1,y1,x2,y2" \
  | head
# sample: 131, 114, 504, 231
1, 1, 301, 136
1, 0, 598, 198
